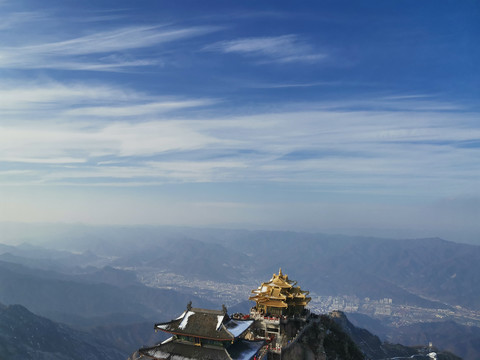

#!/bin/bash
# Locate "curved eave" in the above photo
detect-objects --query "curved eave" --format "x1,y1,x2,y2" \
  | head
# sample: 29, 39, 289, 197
271, 281, 292, 289
259, 300, 288, 308
252, 294, 287, 301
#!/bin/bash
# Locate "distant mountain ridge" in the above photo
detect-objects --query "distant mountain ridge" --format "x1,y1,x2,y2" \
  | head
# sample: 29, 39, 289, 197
50, 227, 478, 311
0, 259, 214, 328
13, 224, 478, 310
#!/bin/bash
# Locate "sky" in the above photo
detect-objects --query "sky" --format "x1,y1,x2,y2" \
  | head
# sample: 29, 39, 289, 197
0, 0, 479, 243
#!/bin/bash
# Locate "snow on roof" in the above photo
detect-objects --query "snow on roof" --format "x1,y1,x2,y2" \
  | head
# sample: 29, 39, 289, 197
228, 340, 265, 360
175, 310, 187, 320
225, 319, 253, 338
178, 311, 195, 330
216, 315, 225, 331
150, 349, 171, 359
161, 336, 174, 345
156, 323, 168, 330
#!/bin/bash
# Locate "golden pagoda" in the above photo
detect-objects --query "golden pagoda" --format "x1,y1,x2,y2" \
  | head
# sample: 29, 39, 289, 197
249, 268, 311, 316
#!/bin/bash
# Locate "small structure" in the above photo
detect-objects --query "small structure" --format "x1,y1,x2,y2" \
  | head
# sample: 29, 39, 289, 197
138, 302, 264, 360
249, 268, 311, 317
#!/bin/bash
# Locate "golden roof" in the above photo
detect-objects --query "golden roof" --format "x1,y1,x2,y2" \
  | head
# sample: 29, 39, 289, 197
249, 268, 311, 310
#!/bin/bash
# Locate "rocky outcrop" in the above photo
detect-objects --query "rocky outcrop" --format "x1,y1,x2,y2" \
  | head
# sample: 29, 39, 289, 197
279, 314, 364, 360
330, 311, 461, 360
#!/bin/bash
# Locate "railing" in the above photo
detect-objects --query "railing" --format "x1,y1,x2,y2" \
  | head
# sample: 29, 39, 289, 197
250, 309, 283, 324
255, 345, 269, 360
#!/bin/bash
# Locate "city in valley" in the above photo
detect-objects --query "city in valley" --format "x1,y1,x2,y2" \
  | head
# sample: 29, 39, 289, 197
136, 268, 480, 329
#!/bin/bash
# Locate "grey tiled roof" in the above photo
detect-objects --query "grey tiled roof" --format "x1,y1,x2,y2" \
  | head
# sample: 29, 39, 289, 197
140, 341, 231, 360
155, 307, 252, 341
139, 338, 265, 360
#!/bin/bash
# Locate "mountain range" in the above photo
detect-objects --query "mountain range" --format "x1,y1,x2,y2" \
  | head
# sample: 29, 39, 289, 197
0, 302, 125, 360
0, 223, 478, 358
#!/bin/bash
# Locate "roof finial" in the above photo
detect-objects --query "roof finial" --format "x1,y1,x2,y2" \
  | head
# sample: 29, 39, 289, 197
187, 301, 192, 311
222, 304, 228, 315
279, 267, 282, 276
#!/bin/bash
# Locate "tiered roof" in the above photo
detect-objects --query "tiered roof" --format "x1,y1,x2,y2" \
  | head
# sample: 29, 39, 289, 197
249, 268, 311, 310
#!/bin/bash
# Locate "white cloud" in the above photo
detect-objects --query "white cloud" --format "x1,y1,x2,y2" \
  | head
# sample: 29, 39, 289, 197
0, 11, 47, 30
0, 25, 217, 71
0, 120, 219, 164
65, 99, 216, 117
98, 121, 219, 156
22, 26, 209, 56
206, 35, 326, 63
0, 82, 135, 111
0, 81, 214, 124
0, 79, 479, 198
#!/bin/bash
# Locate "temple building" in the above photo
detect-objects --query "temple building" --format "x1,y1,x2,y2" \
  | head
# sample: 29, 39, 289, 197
249, 268, 311, 317
135, 269, 311, 359
138, 302, 265, 360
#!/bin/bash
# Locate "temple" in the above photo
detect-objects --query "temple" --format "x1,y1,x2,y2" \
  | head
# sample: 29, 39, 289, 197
138, 302, 264, 360
136, 269, 311, 360
249, 268, 311, 317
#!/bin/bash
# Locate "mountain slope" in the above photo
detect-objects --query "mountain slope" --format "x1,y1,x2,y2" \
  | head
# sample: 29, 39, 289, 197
0, 259, 213, 327
0, 303, 124, 360
390, 320, 480, 360
329, 311, 461, 360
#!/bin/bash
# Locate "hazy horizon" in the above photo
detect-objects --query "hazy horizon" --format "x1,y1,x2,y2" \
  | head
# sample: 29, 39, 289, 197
0, 221, 478, 247
1, 1, 479, 244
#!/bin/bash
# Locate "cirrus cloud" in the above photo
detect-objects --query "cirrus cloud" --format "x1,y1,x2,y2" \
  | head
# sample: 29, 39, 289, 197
205, 34, 327, 64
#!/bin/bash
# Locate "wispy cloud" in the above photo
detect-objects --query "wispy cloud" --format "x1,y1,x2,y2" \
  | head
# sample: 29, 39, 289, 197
0, 25, 217, 71
0, 81, 214, 121
1, 80, 479, 195
0, 11, 48, 30
65, 99, 216, 118
250, 81, 345, 89
0, 81, 135, 109
205, 35, 326, 64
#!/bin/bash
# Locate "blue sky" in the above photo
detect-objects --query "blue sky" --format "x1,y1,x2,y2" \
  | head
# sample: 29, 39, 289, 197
1, 0, 479, 243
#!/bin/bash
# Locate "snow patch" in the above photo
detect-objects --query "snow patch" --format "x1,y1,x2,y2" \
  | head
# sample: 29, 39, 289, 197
161, 336, 174, 345
150, 350, 170, 358
171, 355, 195, 360
178, 311, 195, 330
175, 310, 187, 320
216, 315, 225, 330
225, 320, 253, 337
